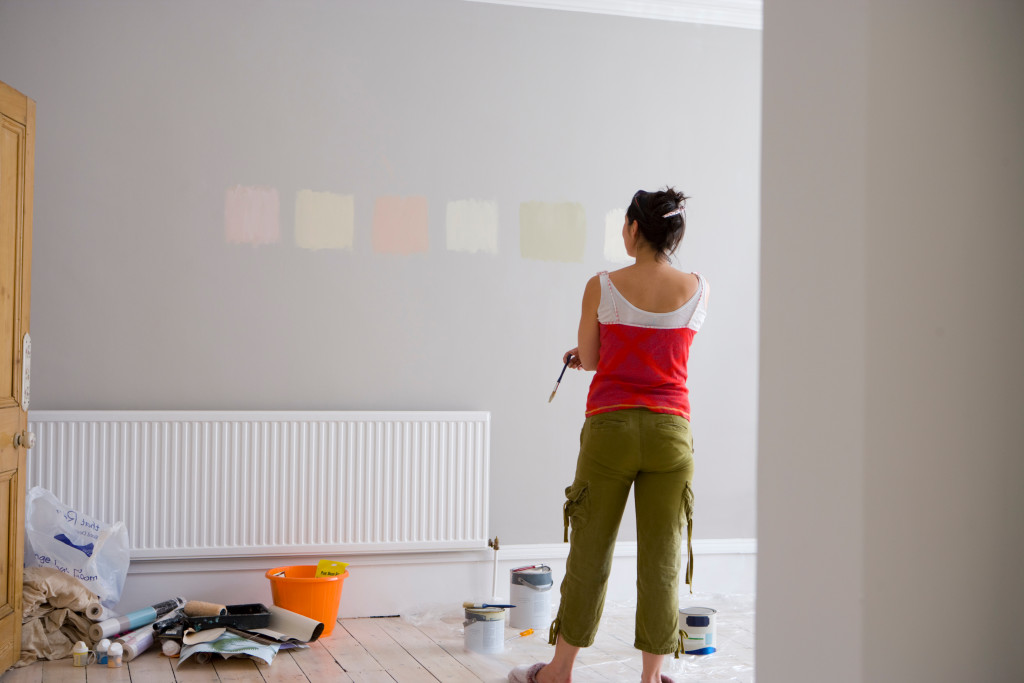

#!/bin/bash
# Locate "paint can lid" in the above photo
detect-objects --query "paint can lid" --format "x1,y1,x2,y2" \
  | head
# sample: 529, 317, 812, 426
679, 606, 717, 616
511, 565, 553, 587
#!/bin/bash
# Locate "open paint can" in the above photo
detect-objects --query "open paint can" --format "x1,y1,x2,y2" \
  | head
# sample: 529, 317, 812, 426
464, 607, 505, 654
509, 565, 553, 630
679, 606, 717, 655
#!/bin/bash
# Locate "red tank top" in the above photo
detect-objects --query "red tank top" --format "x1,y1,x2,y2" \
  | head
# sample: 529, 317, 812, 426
585, 271, 709, 419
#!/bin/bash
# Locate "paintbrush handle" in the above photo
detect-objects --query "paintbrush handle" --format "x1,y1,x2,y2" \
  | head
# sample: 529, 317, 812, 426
556, 355, 573, 382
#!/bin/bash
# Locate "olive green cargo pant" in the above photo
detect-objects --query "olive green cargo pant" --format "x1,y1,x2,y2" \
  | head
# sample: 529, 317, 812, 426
549, 409, 695, 655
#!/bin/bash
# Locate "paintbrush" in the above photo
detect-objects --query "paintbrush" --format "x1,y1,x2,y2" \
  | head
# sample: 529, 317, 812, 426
548, 355, 573, 402
463, 602, 516, 609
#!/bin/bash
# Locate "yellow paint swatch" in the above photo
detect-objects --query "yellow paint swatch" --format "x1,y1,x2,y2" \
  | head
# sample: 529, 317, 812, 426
446, 199, 498, 254
295, 190, 355, 250
604, 208, 630, 262
519, 201, 586, 263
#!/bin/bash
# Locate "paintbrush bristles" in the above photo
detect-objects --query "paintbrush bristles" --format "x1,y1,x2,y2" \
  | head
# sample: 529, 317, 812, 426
549, 383, 559, 402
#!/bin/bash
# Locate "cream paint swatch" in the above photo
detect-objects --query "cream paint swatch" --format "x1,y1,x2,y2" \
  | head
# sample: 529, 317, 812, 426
295, 190, 355, 250
446, 199, 498, 254
224, 186, 280, 245
604, 208, 630, 262
519, 201, 586, 263
372, 195, 429, 254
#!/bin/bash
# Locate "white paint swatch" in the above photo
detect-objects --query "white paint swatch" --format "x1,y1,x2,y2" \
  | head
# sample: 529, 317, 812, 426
446, 199, 499, 254
604, 208, 630, 262
295, 190, 355, 250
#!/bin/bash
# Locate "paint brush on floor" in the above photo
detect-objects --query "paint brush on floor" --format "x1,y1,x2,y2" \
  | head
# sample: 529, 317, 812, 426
463, 602, 516, 609
549, 355, 573, 402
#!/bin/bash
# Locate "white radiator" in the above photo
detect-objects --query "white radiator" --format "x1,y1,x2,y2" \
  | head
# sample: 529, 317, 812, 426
26, 411, 490, 560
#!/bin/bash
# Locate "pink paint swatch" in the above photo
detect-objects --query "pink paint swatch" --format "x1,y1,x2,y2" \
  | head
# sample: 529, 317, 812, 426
372, 196, 429, 254
224, 186, 280, 246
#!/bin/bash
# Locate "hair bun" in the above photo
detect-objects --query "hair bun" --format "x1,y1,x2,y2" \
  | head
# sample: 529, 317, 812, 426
626, 186, 690, 260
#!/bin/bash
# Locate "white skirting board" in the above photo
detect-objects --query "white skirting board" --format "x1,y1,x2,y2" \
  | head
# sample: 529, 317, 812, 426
115, 539, 756, 618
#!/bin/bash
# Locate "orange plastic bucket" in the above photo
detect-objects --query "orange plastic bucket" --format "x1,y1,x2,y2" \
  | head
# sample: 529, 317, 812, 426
265, 565, 348, 637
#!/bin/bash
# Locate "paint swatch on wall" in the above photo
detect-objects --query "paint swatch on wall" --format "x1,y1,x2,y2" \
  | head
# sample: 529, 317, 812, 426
224, 186, 280, 246
372, 196, 429, 254
295, 190, 355, 250
446, 199, 498, 254
519, 201, 586, 263
604, 208, 630, 262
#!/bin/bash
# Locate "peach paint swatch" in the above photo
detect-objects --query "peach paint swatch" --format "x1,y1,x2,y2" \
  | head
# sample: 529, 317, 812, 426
224, 185, 280, 245
372, 196, 429, 254
295, 190, 355, 250
604, 208, 630, 262
446, 199, 498, 254
519, 201, 586, 263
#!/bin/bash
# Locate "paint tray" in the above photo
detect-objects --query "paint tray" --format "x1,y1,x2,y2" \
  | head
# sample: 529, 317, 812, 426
185, 603, 271, 632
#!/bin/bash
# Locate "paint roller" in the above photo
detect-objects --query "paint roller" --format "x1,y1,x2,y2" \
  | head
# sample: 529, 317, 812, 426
183, 600, 228, 617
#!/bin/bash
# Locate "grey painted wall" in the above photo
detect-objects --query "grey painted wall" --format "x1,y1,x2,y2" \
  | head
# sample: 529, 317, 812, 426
0, 0, 760, 545
759, 1, 1024, 681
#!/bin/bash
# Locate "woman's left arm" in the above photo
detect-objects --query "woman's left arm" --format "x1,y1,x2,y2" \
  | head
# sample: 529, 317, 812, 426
576, 275, 601, 371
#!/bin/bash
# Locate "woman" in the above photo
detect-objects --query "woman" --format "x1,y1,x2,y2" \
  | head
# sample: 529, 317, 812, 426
509, 187, 709, 683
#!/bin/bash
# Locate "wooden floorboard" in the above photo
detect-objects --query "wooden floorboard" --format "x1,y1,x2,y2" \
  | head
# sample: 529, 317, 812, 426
290, 643, 354, 682
170, 658, 222, 683
340, 620, 434, 683
376, 619, 479, 682
1, 605, 754, 683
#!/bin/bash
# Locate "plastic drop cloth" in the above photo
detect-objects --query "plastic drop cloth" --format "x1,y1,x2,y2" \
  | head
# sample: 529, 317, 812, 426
402, 592, 754, 682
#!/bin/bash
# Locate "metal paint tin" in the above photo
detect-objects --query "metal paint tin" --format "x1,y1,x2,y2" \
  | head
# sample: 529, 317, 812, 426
679, 606, 717, 655
509, 565, 553, 630
464, 607, 505, 654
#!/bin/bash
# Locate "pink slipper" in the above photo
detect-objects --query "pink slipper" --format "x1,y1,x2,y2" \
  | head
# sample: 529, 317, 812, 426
507, 662, 545, 683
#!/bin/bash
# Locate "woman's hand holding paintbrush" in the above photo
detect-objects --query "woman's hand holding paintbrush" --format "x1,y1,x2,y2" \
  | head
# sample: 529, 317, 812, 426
549, 348, 583, 402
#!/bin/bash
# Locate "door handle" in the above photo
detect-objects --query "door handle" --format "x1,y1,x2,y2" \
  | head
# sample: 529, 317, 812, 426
14, 430, 35, 450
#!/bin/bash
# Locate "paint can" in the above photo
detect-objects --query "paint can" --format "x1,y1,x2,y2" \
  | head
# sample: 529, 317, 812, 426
678, 606, 717, 655
464, 607, 505, 654
509, 565, 553, 630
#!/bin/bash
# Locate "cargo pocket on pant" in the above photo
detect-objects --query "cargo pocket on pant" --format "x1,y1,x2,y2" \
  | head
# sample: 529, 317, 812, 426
562, 481, 589, 543
681, 481, 695, 592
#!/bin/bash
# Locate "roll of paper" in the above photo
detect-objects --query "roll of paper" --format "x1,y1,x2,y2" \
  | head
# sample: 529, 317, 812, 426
252, 604, 324, 643
113, 619, 161, 661
86, 603, 118, 622
89, 596, 185, 641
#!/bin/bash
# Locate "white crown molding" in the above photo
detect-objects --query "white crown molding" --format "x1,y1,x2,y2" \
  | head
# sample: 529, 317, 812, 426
463, 0, 763, 30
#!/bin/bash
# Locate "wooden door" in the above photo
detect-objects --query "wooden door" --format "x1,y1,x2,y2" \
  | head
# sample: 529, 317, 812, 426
0, 79, 34, 674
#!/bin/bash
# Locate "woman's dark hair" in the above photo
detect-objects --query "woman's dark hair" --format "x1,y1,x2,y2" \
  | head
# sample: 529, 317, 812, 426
625, 186, 690, 260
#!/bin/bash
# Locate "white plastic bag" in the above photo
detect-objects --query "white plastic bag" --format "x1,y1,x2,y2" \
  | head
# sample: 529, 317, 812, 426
24, 486, 130, 608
